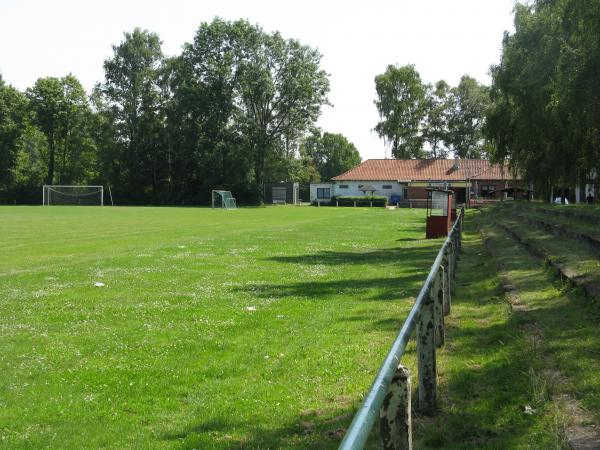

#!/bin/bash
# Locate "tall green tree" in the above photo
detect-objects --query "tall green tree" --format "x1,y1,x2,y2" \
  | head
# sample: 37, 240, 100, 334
26, 77, 63, 184
374, 64, 427, 159
422, 80, 451, 159
0, 75, 28, 188
447, 75, 490, 159
99, 28, 165, 201
232, 22, 330, 199
486, 1, 567, 195
299, 129, 361, 181
163, 19, 249, 202
26, 75, 93, 184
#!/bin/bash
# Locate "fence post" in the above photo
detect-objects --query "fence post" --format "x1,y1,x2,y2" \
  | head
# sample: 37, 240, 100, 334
441, 261, 450, 316
379, 365, 412, 450
433, 268, 445, 348
447, 238, 455, 283
417, 284, 437, 414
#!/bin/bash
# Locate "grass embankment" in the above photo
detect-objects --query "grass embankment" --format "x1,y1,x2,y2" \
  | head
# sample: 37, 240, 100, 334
415, 207, 600, 449
1, 205, 441, 449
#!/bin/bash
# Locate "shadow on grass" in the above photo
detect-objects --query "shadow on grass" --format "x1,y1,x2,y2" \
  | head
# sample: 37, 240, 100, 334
234, 275, 429, 302
240, 244, 443, 302
266, 243, 439, 266
160, 404, 360, 450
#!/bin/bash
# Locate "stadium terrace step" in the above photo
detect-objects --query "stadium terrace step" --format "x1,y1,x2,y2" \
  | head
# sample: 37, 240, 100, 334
509, 212, 600, 257
494, 219, 600, 300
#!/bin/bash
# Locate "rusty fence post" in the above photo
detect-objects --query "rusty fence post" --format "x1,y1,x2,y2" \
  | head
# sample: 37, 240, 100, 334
379, 365, 412, 450
417, 284, 437, 414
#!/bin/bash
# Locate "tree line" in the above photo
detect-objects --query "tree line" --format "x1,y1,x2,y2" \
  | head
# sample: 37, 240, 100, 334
0, 19, 361, 204
486, 0, 600, 199
373, 65, 491, 160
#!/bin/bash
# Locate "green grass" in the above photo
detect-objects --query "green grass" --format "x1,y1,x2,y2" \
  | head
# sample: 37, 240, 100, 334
0, 205, 441, 449
415, 209, 600, 449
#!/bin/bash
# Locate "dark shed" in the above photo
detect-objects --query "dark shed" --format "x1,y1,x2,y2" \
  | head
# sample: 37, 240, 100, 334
264, 182, 299, 204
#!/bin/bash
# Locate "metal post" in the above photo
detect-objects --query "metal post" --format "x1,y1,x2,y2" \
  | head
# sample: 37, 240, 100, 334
417, 284, 437, 413
379, 365, 412, 450
434, 269, 445, 348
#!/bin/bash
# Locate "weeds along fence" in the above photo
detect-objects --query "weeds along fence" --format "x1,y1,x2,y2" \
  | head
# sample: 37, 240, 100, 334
339, 207, 464, 450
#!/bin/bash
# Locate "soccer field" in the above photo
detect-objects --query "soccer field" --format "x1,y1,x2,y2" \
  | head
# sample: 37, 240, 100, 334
0, 205, 438, 449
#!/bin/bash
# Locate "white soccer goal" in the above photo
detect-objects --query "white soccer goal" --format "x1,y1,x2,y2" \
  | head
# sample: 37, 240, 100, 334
43, 185, 104, 206
211, 190, 237, 210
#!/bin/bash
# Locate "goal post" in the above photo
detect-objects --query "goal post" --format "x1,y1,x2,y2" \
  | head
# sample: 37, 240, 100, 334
211, 190, 237, 210
43, 185, 104, 206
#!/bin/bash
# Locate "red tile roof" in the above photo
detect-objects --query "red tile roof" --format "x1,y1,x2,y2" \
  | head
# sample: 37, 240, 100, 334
331, 159, 519, 181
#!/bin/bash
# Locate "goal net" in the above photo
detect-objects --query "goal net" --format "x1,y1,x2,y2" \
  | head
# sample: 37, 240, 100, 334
43, 185, 104, 206
211, 190, 237, 210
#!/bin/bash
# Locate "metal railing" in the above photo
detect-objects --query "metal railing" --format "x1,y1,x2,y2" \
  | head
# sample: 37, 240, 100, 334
339, 207, 464, 450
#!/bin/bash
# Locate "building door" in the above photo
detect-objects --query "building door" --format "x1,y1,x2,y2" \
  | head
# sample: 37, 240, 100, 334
454, 188, 466, 204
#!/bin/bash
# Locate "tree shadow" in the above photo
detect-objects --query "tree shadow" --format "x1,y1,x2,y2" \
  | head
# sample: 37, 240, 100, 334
266, 244, 439, 266
159, 403, 367, 450
233, 275, 428, 302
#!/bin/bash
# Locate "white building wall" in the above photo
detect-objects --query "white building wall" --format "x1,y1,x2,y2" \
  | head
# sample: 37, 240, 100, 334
309, 183, 333, 202
333, 181, 404, 199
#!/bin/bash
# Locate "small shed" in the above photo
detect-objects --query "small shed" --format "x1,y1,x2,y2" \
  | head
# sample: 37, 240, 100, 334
264, 182, 299, 204
425, 188, 455, 239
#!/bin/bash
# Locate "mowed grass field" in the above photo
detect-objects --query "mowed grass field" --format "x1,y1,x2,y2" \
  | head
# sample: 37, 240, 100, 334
0, 205, 439, 449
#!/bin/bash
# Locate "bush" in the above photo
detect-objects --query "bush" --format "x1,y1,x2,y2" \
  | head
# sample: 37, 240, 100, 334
330, 195, 388, 207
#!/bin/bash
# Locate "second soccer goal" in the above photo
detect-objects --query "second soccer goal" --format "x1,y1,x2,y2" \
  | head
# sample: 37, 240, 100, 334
211, 190, 237, 209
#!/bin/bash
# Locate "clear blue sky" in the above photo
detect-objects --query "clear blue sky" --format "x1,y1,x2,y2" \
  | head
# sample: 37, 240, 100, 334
0, 0, 516, 160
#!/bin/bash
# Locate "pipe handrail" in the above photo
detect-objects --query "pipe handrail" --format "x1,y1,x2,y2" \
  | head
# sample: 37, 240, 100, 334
339, 207, 464, 450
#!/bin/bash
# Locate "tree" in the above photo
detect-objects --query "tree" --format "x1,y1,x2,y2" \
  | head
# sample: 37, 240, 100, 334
300, 129, 361, 181
99, 28, 165, 201
0, 75, 28, 188
163, 19, 250, 203
232, 21, 330, 200
26, 77, 63, 184
374, 65, 427, 159
26, 75, 92, 184
422, 80, 451, 159
447, 75, 490, 159
485, 2, 567, 195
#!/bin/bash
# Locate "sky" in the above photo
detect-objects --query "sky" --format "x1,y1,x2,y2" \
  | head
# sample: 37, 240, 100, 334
0, 0, 516, 160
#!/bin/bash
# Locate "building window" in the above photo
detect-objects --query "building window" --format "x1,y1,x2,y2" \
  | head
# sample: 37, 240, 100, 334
403, 188, 409, 199
382, 185, 393, 189
338, 185, 349, 189
481, 185, 495, 198
317, 188, 331, 199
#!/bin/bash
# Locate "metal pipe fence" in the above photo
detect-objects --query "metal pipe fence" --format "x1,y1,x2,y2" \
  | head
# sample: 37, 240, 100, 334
339, 207, 464, 450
